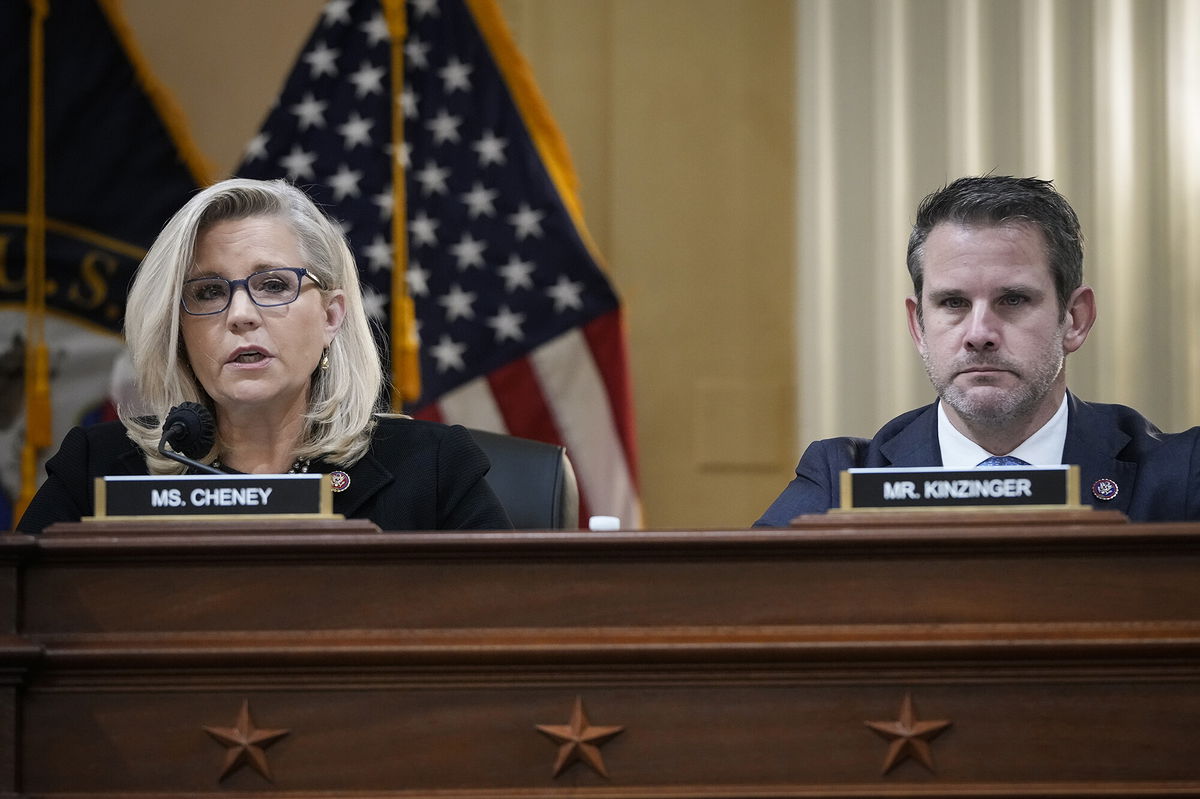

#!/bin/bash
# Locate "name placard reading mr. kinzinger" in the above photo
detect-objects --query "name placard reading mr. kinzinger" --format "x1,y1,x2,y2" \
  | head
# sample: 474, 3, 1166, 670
838, 465, 1081, 511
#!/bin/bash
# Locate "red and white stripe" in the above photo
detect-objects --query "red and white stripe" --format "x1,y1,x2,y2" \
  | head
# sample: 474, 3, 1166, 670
414, 310, 642, 529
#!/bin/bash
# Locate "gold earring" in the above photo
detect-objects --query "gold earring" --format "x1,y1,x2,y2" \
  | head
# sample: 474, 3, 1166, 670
320, 349, 330, 370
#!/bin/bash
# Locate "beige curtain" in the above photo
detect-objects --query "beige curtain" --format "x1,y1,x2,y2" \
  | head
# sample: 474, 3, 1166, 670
795, 0, 1200, 448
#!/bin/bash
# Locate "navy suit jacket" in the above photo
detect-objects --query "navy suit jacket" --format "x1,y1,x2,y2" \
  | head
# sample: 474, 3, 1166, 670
16, 416, 512, 533
755, 393, 1200, 526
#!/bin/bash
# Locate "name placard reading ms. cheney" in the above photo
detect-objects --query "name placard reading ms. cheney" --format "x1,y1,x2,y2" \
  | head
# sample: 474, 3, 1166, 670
839, 465, 1082, 510
91, 474, 336, 520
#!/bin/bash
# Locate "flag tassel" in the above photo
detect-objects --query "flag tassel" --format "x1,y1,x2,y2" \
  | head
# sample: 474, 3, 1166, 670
17, 0, 51, 524
383, 0, 420, 406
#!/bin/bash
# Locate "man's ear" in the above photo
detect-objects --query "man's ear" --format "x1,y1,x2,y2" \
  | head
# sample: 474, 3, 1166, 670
1062, 285, 1096, 355
906, 295, 926, 355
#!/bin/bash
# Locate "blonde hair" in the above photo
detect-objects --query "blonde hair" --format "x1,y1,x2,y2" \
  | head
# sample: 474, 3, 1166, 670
121, 178, 385, 472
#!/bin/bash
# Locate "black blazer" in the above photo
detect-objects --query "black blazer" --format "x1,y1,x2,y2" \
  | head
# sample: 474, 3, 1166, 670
755, 393, 1200, 526
16, 417, 512, 533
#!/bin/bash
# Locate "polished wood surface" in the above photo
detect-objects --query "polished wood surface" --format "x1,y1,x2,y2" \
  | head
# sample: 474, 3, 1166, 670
3, 514, 1200, 796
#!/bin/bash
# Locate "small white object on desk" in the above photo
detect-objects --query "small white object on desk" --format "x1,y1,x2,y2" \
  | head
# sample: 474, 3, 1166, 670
588, 515, 620, 531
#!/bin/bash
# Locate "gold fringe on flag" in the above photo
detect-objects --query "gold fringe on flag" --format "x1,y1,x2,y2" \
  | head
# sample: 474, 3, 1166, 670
383, 0, 421, 406
98, 0, 215, 186
465, 0, 608, 271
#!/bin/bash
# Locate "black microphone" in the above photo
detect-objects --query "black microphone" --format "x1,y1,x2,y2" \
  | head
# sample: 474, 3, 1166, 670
158, 402, 222, 475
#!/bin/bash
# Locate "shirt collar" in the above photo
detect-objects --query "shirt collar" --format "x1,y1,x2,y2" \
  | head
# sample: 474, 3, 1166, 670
937, 392, 1069, 469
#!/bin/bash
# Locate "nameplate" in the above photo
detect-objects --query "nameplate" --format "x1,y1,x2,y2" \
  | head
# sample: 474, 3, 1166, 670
838, 465, 1082, 510
90, 474, 337, 520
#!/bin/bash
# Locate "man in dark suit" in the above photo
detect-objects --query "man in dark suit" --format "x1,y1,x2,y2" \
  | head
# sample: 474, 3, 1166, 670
756, 175, 1200, 526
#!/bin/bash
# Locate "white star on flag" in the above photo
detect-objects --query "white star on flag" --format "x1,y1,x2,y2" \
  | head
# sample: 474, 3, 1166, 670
430, 334, 466, 372
449, 233, 486, 270
472, 129, 507, 166
439, 57, 473, 93
411, 0, 441, 19
498, 254, 535, 291
408, 211, 439, 247
460, 182, 498, 219
400, 87, 419, 118
290, 93, 328, 130
507, 203, 546, 240
438, 283, 477, 321
426, 109, 463, 145
360, 283, 388, 321
360, 12, 389, 46
407, 263, 431, 297
371, 188, 394, 220
363, 235, 393, 273
546, 275, 584, 312
279, 145, 317, 180
415, 161, 450, 196
486, 305, 525, 342
337, 112, 374, 148
244, 133, 270, 161
327, 164, 363, 200
405, 37, 431, 69
349, 61, 385, 98
321, 0, 352, 25
304, 42, 340, 78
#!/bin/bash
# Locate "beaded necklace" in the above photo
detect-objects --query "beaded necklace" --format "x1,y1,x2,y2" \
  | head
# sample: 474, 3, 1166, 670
209, 458, 311, 474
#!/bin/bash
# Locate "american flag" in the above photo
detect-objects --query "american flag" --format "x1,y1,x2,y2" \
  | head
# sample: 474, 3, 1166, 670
236, 0, 641, 527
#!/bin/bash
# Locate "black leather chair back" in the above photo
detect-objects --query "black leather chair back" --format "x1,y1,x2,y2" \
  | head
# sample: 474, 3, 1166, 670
467, 429, 579, 529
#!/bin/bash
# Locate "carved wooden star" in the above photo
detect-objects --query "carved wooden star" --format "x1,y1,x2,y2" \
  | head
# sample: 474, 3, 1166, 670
202, 700, 289, 782
535, 696, 624, 778
864, 693, 952, 775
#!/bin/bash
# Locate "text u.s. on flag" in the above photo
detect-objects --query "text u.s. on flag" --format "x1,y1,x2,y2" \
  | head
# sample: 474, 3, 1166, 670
235, 0, 641, 527
1, 0, 206, 528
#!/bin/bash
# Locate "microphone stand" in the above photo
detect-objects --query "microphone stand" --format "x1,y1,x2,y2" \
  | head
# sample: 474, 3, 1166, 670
158, 437, 224, 475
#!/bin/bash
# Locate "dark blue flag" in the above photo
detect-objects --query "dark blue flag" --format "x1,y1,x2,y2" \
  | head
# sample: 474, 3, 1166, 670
0, 0, 207, 527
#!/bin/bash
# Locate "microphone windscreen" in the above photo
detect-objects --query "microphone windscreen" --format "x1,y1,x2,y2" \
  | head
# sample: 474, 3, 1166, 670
163, 402, 216, 458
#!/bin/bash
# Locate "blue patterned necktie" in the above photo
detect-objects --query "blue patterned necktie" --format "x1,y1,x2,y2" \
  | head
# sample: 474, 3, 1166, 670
977, 455, 1030, 467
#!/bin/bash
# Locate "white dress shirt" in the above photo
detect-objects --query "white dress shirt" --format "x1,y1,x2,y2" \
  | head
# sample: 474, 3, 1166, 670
937, 393, 1069, 468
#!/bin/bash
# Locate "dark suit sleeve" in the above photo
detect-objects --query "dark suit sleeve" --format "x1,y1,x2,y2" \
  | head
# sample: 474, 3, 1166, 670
435, 425, 513, 530
753, 437, 864, 527
15, 426, 95, 533
1176, 419, 1200, 520
1183, 428, 1200, 521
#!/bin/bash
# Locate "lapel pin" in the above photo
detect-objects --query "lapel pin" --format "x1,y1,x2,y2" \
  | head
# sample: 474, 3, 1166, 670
1091, 478, 1118, 501
330, 471, 351, 493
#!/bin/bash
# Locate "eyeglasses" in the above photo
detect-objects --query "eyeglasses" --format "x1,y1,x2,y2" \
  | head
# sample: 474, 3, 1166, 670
180, 267, 322, 316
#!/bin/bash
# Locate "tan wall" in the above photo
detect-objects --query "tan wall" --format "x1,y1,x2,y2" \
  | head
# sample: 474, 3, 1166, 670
120, 0, 797, 529
502, 1, 798, 528
120, 0, 325, 178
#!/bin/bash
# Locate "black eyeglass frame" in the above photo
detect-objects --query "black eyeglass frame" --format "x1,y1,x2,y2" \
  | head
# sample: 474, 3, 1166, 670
180, 267, 324, 316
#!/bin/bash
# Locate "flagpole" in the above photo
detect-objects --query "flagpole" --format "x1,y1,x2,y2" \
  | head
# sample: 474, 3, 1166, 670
383, 0, 421, 407
19, 0, 53, 523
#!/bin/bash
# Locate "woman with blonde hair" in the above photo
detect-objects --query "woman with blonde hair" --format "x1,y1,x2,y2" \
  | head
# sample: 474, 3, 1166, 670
18, 178, 510, 532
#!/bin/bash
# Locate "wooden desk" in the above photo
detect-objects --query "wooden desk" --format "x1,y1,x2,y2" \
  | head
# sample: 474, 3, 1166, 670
3, 513, 1199, 796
